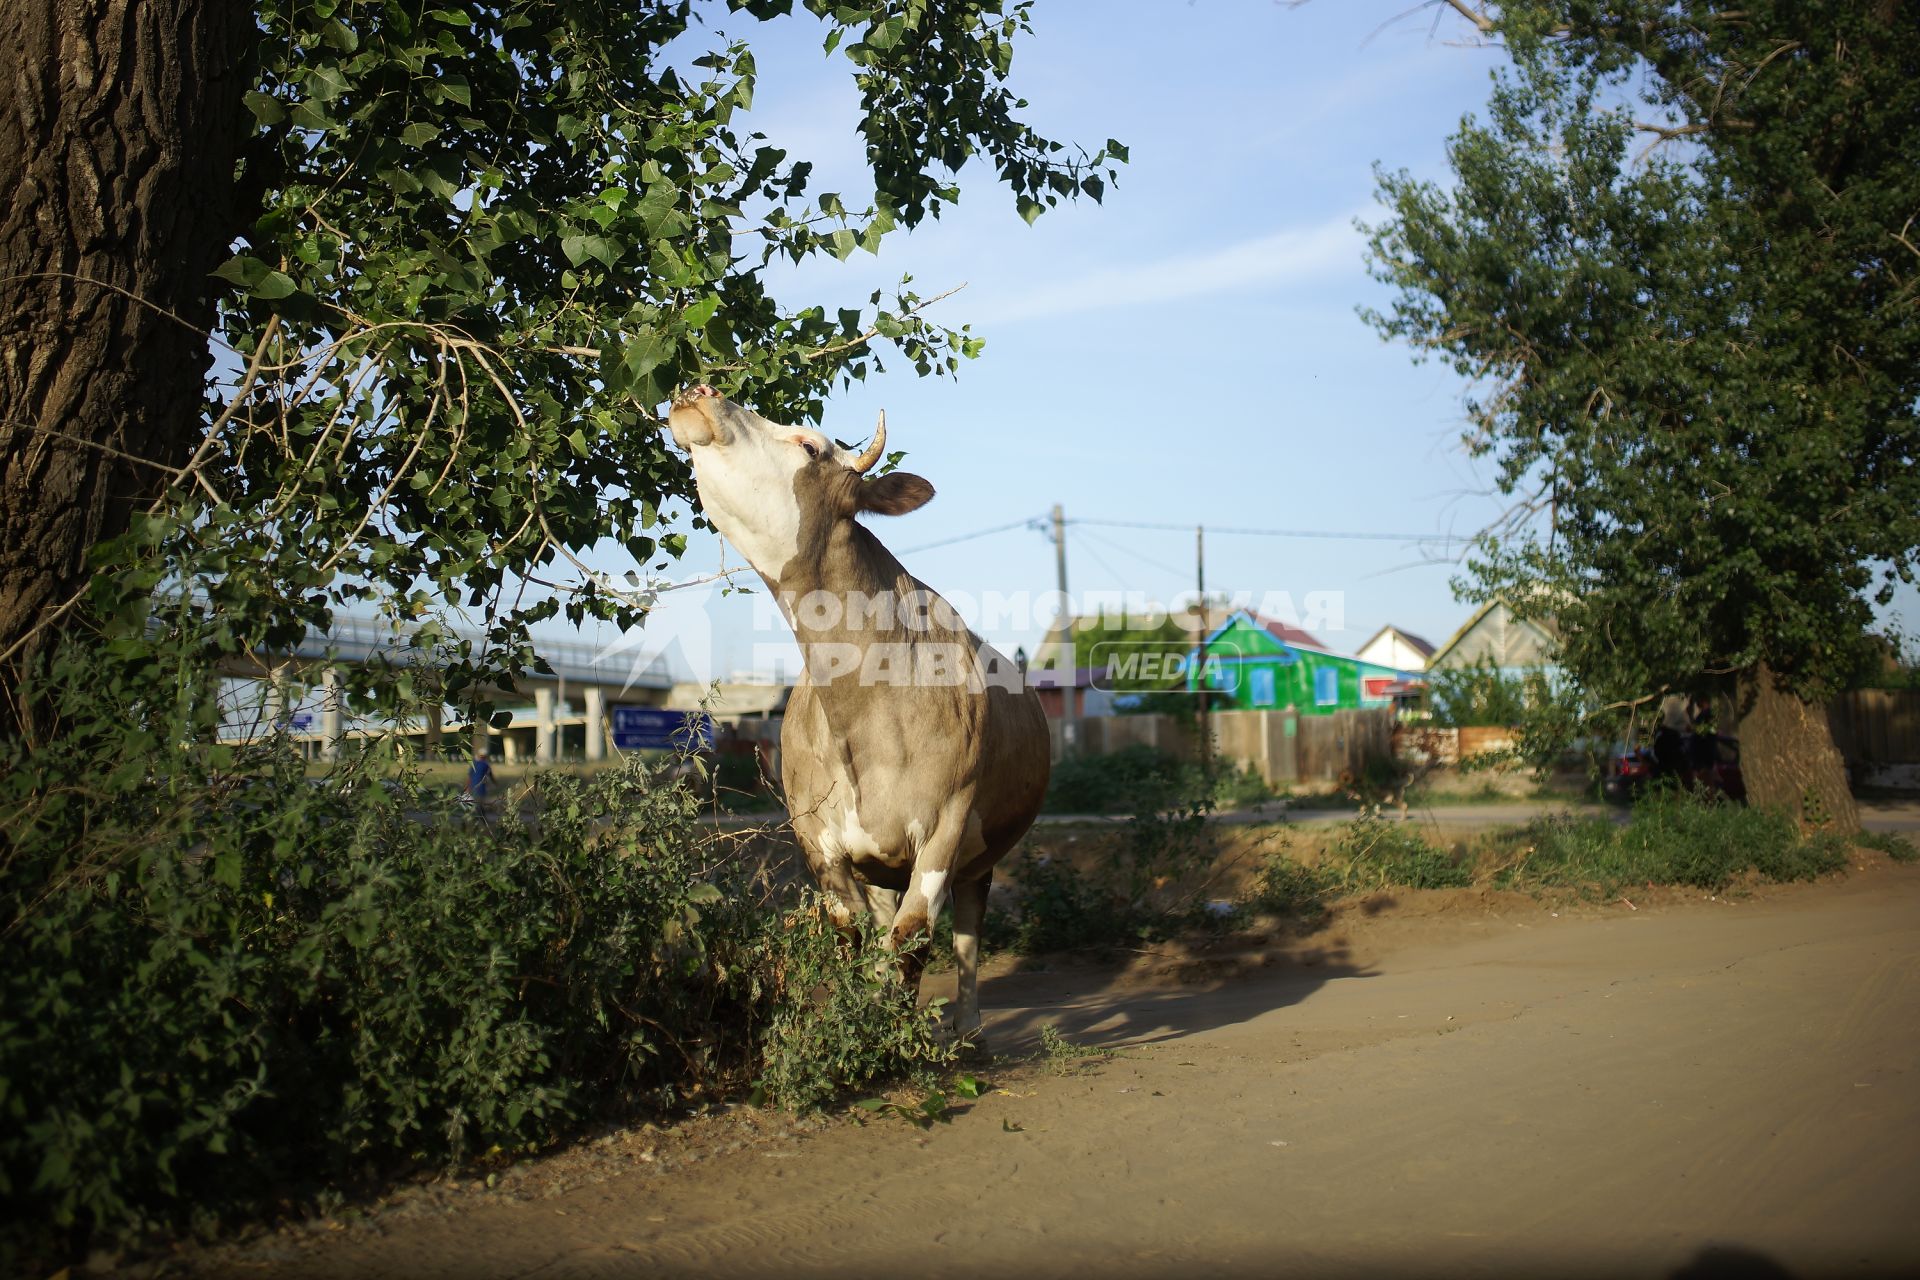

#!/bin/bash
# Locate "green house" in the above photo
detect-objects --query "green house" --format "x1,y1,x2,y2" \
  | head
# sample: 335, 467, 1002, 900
1187, 611, 1417, 715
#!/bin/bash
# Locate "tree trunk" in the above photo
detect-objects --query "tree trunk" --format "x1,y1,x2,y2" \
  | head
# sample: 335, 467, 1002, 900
1735, 662, 1859, 836
0, 1, 254, 726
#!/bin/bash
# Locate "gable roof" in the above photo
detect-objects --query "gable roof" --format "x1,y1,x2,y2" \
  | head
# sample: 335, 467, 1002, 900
1257, 614, 1326, 651
1182, 610, 1320, 656
1197, 609, 1330, 655
1358, 625, 1435, 659
1428, 597, 1561, 670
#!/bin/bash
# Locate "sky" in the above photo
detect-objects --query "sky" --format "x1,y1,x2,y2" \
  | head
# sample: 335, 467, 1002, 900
562, 0, 1917, 686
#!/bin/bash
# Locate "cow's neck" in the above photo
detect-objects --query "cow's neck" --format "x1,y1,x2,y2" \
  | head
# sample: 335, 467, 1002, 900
773, 520, 920, 645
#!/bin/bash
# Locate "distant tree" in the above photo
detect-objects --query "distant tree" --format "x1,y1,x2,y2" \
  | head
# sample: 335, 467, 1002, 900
1362, 1, 1919, 832
1426, 656, 1548, 729
0, 1, 1121, 735
1071, 613, 1188, 695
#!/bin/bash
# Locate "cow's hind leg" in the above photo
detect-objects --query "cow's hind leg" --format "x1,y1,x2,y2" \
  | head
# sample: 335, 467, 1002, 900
951, 871, 991, 1045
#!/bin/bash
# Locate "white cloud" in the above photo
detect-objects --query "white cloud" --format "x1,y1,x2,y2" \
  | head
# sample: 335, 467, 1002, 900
968, 211, 1368, 325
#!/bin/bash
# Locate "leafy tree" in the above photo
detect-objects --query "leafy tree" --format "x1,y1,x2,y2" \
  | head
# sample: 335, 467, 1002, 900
0, 1, 1120, 735
1071, 612, 1189, 694
1426, 655, 1548, 729
1362, 1, 1919, 832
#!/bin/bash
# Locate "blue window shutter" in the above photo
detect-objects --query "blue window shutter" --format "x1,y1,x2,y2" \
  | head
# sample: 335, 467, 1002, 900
1314, 667, 1339, 706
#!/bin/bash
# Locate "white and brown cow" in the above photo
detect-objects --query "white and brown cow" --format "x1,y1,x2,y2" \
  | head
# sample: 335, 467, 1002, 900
666, 386, 1049, 1037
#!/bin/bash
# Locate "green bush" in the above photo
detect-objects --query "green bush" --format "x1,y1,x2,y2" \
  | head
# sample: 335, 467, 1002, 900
0, 627, 947, 1268
982, 851, 1133, 955
1492, 789, 1849, 895
751, 913, 955, 1112
1244, 853, 1335, 921
1043, 744, 1271, 815
990, 799, 1230, 954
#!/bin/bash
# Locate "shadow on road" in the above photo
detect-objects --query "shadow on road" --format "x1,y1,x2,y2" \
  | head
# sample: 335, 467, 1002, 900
977, 935, 1372, 1053
1669, 1244, 1797, 1279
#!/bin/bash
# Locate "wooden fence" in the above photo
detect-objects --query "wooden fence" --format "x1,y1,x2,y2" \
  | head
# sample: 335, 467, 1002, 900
1828, 689, 1920, 765
1050, 707, 1395, 786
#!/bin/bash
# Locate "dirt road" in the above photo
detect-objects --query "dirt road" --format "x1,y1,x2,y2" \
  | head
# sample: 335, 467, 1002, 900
197, 863, 1920, 1280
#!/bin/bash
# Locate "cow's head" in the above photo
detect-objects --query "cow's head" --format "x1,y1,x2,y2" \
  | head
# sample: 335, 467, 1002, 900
666, 386, 934, 582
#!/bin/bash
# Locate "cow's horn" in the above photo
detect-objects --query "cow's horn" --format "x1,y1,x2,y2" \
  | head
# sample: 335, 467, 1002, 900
851, 410, 887, 474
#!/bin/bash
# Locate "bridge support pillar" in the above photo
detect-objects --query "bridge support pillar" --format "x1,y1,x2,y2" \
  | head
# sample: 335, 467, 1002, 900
584, 687, 606, 762
535, 687, 556, 764
261, 673, 284, 740
321, 667, 344, 761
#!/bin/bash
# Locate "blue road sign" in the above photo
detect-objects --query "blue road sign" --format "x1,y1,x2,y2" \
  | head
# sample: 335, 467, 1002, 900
289, 712, 315, 731
611, 705, 713, 751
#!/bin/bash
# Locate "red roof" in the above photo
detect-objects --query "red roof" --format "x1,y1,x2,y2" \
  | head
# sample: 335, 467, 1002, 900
1253, 614, 1326, 652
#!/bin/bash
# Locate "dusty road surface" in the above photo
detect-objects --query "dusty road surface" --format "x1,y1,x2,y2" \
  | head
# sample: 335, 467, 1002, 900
196, 863, 1920, 1280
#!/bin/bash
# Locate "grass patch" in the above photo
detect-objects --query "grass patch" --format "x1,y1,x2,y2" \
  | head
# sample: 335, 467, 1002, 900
1486, 790, 1848, 896
1857, 830, 1919, 863
1325, 812, 1473, 891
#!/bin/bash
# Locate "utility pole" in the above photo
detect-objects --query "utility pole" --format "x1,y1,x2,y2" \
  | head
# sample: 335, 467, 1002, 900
1197, 523, 1211, 771
1051, 503, 1077, 730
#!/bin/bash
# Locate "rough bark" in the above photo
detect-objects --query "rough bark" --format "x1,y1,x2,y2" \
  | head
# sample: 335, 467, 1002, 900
1736, 662, 1860, 836
0, 0, 254, 724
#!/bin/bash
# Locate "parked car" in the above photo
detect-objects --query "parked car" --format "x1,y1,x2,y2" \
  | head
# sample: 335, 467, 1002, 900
1604, 733, 1746, 804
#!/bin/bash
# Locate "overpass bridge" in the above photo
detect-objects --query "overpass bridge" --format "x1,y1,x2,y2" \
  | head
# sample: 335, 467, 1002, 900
219, 613, 782, 765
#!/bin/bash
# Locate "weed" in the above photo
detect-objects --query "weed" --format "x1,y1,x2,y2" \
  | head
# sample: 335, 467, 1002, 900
848, 1073, 986, 1129
1244, 851, 1336, 921
851, 1091, 955, 1129
1037, 1023, 1111, 1075
1326, 811, 1471, 891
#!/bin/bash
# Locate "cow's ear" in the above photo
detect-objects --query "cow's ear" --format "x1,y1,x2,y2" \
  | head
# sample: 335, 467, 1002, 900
856, 472, 935, 516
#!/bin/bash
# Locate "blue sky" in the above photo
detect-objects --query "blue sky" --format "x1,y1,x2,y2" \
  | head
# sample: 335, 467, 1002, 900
572, 1, 1916, 682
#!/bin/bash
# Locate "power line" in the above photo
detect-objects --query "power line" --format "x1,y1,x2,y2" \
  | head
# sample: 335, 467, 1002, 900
893, 512, 1465, 557
1074, 524, 1190, 578
1072, 530, 1135, 588
1070, 516, 1461, 544
897, 515, 1046, 555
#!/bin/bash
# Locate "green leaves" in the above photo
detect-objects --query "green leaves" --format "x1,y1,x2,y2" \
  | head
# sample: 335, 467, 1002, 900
164, 0, 1122, 733
211, 254, 298, 300
1366, 0, 1920, 737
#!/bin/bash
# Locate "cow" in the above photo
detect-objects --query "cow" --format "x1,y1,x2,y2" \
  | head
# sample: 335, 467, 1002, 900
665, 385, 1049, 1039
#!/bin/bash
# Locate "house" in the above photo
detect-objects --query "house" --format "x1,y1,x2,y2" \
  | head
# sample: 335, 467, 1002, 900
1186, 610, 1422, 715
1356, 625, 1435, 672
1426, 598, 1561, 677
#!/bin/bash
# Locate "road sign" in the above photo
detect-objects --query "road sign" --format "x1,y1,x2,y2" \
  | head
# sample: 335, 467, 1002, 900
610, 705, 713, 752
289, 712, 315, 731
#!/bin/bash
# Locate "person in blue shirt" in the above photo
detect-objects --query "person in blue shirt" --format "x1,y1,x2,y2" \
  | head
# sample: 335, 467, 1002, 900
465, 748, 494, 803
